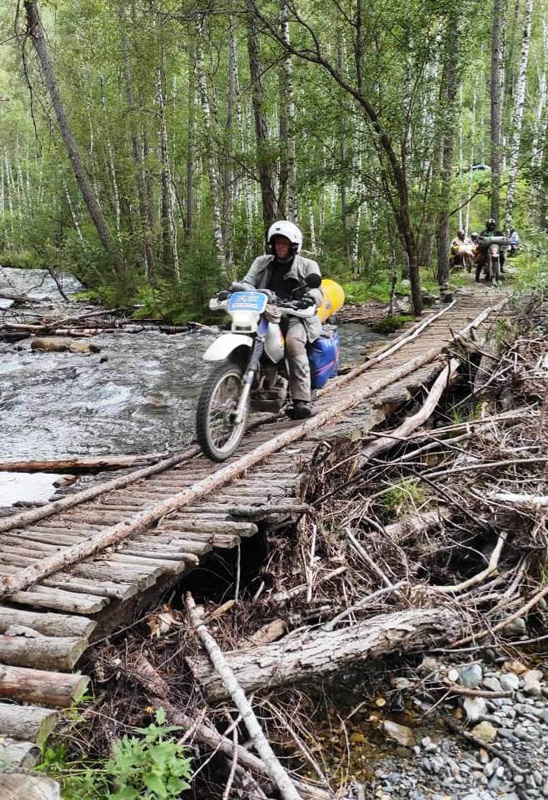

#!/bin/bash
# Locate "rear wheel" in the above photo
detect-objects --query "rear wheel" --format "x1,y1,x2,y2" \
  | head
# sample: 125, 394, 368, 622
196, 361, 248, 462
491, 256, 501, 285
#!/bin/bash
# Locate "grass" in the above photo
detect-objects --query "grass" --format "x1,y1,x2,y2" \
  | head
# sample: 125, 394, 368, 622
382, 478, 429, 518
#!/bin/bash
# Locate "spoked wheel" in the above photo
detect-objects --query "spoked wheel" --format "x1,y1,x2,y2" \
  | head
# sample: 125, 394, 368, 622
196, 361, 248, 462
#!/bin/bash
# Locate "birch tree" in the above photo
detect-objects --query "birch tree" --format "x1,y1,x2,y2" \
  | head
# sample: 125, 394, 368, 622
490, 0, 507, 221
505, 0, 534, 228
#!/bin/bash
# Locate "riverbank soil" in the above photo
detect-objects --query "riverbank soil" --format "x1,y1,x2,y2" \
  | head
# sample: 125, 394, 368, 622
39, 289, 548, 800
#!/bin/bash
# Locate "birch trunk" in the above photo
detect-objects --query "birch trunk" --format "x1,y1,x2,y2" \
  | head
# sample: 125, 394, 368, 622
505, 0, 534, 228
437, 21, 460, 296
279, 0, 297, 222
532, 16, 548, 167
465, 83, 478, 233
184, 50, 195, 243
156, 64, 180, 279
490, 0, 507, 221
195, 15, 229, 280
23, 1, 124, 275
247, 0, 276, 235
99, 77, 122, 240
120, 2, 155, 279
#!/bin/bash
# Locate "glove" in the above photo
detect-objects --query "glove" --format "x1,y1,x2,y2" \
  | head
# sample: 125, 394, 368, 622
295, 294, 316, 309
217, 290, 230, 300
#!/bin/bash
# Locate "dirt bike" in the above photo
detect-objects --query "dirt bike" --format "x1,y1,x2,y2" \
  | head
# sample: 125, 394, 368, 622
452, 243, 475, 272
196, 274, 341, 462
478, 236, 509, 286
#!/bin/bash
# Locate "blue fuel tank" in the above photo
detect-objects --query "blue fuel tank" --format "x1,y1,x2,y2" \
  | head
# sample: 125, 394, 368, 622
308, 327, 340, 390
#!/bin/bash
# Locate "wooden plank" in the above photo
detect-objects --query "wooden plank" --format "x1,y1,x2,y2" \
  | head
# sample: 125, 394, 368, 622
9, 587, 108, 615
0, 634, 88, 671
0, 772, 60, 799
0, 664, 89, 707
156, 519, 258, 535
0, 607, 96, 638
0, 703, 58, 747
0, 738, 40, 769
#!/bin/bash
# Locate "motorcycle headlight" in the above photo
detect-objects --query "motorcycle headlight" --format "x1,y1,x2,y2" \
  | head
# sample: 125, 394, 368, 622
231, 310, 256, 331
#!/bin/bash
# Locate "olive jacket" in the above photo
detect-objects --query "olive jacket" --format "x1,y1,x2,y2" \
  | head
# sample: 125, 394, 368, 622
240, 254, 323, 343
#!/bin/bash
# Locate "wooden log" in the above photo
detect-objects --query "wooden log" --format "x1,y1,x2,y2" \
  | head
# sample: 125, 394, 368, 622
157, 519, 258, 535
0, 608, 95, 638
9, 586, 109, 615
0, 664, 89, 707
0, 453, 167, 473
0, 773, 60, 800
0, 633, 87, 671
0, 343, 450, 599
0, 447, 201, 534
188, 607, 458, 701
0, 738, 40, 769
0, 702, 58, 747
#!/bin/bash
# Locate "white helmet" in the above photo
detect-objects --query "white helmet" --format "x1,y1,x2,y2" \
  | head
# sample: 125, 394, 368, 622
267, 220, 303, 255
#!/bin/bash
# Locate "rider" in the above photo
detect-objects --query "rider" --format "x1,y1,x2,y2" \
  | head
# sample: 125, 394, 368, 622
476, 218, 506, 281
240, 221, 323, 420
508, 226, 520, 255
450, 229, 473, 269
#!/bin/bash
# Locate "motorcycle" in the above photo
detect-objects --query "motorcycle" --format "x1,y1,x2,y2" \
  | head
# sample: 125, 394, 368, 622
478, 236, 509, 285
452, 243, 475, 273
196, 274, 342, 462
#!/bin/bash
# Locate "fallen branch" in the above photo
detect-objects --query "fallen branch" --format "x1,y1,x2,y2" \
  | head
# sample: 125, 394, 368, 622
0, 453, 167, 474
185, 592, 303, 800
431, 532, 507, 595
485, 492, 548, 508
359, 358, 461, 465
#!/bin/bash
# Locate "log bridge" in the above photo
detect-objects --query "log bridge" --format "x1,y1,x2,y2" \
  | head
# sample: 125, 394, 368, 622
0, 289, 507, 771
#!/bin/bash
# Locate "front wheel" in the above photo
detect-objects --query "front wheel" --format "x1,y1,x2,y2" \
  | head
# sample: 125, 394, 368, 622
196, 361, 248, 462
491, 256, 501, 285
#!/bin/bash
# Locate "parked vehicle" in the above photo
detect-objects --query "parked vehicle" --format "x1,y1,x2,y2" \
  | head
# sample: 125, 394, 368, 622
196, 275, 344, 461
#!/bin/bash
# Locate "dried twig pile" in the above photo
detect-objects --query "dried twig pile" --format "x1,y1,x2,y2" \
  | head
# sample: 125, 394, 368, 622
58, 294, 548, 798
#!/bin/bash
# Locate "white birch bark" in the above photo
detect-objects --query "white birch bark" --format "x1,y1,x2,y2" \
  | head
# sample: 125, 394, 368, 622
156, 66, 180, 279
532, 15, 547, 166
505, 0, 534, 228
465, 83, 478, 233
4, 150, 14, 241
280, 0, 297, 222
195, 15, 229, 280
490, 0, 507, 221
458, 84, 464, 230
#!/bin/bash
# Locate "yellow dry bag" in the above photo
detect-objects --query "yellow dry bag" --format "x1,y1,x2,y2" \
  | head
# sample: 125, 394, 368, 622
317, 279, 345, 323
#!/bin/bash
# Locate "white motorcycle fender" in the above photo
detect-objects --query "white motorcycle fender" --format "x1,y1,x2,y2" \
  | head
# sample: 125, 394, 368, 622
203, 333, 253, 362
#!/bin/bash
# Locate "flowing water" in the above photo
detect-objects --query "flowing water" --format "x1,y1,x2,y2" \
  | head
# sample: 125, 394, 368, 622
0, 267, 386, 505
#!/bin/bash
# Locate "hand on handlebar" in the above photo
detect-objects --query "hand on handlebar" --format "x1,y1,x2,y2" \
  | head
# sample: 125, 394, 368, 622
294, 294, 316, 309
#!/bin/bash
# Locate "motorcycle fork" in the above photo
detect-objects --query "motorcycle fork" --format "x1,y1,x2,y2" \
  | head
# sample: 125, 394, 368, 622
233, 336, 265, 425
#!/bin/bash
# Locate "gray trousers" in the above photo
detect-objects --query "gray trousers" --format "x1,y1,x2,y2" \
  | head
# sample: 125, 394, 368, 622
285, 318, 311, 402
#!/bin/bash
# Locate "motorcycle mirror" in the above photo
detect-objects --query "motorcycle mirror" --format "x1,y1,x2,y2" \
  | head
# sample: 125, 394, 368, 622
305, 273, 322, 289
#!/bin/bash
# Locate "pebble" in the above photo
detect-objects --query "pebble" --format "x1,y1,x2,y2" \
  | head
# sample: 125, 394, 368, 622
352, 656, 548, 800
459, 664, 483, 688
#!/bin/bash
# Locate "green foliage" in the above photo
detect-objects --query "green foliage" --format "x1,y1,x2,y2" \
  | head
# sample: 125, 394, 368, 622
36, 709, 191, 800
383, 478, 429, 518
373, 315, 414, 334
106, 708, 190, 800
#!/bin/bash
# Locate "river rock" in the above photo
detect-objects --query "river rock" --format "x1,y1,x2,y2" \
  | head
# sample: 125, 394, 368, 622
31, 336, 101, 354
459, 664, 483, 688
500, 673, 520, 692
482, 675, 503, 692
504, 659, 528, 675
523, 669, 543, 696
382, 720, 415, 747
463, 696, 487, 722
471, 721, 498, 743
501, 617, 528, 638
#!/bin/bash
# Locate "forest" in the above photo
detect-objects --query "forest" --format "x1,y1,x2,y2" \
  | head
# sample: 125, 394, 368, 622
1, 0, 548, 320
